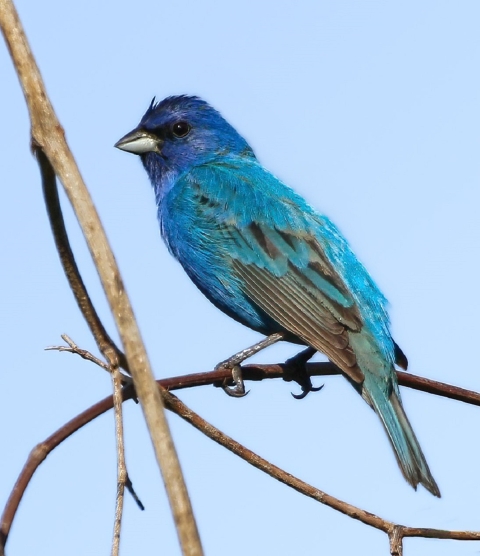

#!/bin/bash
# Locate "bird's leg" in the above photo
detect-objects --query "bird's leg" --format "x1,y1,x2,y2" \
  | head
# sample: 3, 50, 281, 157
216, 332, 285, 397
283, 347, 323, 399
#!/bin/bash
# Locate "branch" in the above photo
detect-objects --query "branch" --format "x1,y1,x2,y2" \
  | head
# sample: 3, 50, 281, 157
161, 391, 480, 552
3, 344, 479, 547
0, 2, 202, 555
2, 368, 479, 555
111, 366, 126, 556
161, 362, 480, 408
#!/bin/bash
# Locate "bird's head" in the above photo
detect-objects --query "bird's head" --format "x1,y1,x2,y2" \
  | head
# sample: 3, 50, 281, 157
115, 95, 254, 181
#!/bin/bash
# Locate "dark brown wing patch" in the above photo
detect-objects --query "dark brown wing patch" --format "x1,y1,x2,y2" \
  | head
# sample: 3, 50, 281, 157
232, 259, 364, 383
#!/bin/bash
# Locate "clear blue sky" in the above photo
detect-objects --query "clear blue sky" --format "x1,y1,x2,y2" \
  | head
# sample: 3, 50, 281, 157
1, 1, 479, 555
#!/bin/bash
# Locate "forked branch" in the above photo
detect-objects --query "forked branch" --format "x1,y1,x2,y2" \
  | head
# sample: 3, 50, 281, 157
2, 360, 480, 556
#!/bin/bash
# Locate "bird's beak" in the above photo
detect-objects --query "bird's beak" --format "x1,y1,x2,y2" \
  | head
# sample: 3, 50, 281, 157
114, 127, 163, 155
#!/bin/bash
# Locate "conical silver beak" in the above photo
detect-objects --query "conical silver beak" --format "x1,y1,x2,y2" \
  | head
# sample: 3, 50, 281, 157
114, 128, 162, 155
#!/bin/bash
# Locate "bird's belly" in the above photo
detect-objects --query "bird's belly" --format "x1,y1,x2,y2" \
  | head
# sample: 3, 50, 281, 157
160, 198, 299, 341
178, 249, 287, 337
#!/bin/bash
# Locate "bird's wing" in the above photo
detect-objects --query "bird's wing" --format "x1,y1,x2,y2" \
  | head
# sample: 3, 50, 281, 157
222, 222, 365, 383
184, 159, 385, 384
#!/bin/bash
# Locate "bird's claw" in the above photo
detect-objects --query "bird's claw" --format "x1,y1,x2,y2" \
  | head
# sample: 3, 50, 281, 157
291, 383, 323, 400
214, 334, 284, 397
283, 346, 323, 399
220, 365, 249, 397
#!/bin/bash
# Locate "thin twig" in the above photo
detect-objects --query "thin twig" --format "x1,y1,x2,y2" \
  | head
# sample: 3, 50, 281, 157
46, 334, 112, 372
111, 365, 126, 556
47, 334, 132, 383
0, 3, 203, 554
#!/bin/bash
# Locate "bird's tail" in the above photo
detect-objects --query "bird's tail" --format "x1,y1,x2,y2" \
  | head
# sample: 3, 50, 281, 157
364, 377, 440, 497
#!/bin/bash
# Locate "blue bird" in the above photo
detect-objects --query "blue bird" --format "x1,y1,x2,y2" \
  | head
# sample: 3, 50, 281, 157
115, 95, 439, 496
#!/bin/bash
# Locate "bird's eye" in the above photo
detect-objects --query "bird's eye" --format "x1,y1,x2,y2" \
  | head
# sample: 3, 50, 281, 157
172, 121, 191, 138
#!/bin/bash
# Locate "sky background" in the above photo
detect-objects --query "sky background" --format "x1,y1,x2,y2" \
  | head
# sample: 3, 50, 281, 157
1, 1, 479, 555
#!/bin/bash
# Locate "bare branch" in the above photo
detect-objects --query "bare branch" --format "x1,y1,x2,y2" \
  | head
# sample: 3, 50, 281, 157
35, 146, 127, 370
0, 3, 202, 554
3, 327, 480, 553
162, 390, 390, 531
111, 365, 126, 556
46, 334, 113, 373
396, 369, 480, 406
389, 526, 403, 556
3, 371, 479, 555
160, 362, 480, 408
161, 391, 480, 545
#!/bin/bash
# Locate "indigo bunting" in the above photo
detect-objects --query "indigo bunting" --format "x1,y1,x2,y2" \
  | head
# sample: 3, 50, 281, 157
115, 95, 439, 496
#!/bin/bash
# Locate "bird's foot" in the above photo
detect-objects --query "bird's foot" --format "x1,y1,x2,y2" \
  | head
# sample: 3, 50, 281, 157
283, 347, 323, 399
215, 332, 285, 398
219, 364, 248, 397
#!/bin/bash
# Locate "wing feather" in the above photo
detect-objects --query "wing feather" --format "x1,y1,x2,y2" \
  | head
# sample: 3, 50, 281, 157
232, 259, 363, 382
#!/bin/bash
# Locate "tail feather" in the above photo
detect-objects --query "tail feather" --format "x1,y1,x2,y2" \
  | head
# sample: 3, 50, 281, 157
364, 378, 440, 497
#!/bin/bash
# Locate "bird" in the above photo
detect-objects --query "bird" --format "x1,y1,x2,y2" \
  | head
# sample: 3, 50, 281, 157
115, 95, 440, 496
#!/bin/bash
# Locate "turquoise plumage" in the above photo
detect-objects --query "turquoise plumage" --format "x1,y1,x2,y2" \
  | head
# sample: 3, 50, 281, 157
116, 95, 439, 496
